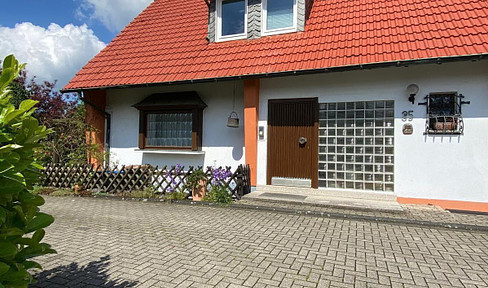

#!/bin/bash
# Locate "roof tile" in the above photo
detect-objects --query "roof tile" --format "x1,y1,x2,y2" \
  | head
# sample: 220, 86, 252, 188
65, 0, 488, 90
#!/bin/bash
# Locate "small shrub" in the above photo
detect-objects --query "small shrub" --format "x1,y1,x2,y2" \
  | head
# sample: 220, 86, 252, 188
185, 168, 206, 191
203, 167, 233, 204
205, 185, 233, 204
0, 55, 56, 287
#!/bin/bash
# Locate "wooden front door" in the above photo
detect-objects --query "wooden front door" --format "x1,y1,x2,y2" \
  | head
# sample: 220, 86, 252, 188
267, 98, 319, 188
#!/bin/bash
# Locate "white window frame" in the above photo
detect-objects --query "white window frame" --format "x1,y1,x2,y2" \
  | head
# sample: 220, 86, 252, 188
262, 0, 298, 36
216, 0, 248, 42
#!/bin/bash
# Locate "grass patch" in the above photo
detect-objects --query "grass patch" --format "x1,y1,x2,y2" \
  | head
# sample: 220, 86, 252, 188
31, 186, 55, 195
50, 188, 74, 197
118, 187, 158, 199
165, 191, 188, 200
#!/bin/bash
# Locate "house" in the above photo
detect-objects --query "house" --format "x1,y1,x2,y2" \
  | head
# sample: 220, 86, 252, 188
63, 0, 488, 212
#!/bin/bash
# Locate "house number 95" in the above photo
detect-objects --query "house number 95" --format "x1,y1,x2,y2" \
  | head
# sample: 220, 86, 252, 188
402, 110, 413, 122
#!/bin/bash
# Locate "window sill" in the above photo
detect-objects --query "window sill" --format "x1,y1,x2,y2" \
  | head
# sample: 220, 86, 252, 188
215, 34, 247, 42
135, 149, 205, 155
261, 27, 297, 37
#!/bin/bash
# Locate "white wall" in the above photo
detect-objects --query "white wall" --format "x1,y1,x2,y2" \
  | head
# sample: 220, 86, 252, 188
257, 61, 488, 202
106, 81, 245, 170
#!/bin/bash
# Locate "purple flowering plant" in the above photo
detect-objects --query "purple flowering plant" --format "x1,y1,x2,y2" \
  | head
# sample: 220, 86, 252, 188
210, 167, 232, 186
165, 164, 184, 193
208, 167, 233, 204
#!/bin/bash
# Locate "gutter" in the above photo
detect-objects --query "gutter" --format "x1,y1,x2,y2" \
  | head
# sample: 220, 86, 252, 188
79, 90, 111, 164
61, 53, 488, 92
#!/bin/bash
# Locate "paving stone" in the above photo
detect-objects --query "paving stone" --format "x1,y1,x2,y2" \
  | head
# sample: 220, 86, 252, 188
32, 197, 488, 288
238, 198, 488, 230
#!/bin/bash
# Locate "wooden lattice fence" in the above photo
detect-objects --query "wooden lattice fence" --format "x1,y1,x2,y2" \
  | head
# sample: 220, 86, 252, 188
42, 163, 251, 199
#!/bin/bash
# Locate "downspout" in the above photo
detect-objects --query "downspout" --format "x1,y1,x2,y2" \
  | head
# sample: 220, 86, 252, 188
79, 90, 111, 166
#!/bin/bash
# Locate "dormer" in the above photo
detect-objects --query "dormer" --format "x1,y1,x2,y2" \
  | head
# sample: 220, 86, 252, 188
207, 0, 314, 42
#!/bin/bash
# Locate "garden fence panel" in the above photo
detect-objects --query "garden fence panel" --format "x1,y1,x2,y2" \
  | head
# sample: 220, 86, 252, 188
42, 163, 251, 199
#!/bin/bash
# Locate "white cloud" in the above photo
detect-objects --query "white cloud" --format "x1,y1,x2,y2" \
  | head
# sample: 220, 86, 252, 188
0, 22, 106, 88
77, 0, 153, 33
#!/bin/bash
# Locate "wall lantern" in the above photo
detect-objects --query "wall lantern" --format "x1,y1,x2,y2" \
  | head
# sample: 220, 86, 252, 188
227, 82, 240, 128
406, 84, 419, 104
227, 111, 240, 128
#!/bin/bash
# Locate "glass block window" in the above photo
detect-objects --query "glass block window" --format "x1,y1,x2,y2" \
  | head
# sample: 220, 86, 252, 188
218, 0, 246, 40
265, 0, 295, 31
318, 101, 395, 192
146, 113, 193, 147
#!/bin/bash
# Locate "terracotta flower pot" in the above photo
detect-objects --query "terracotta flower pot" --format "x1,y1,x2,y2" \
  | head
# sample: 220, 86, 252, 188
435, 122, 455, 131
73, 184, 81, 194
192, 179, 207, 201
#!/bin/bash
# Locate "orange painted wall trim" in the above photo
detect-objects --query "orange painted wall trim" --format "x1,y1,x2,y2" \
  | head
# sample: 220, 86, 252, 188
397, 197, 488, 213
244, 79, 259, 186
84, 90, 107, 166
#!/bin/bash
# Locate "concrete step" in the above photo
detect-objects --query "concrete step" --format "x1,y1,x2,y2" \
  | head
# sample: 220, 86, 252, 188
256, 185, 397, 201
271, 177, 311, 188
243, 185, 403, 213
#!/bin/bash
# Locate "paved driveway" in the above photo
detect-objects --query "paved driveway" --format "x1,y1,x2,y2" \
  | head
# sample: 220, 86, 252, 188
34, 197, 488, 288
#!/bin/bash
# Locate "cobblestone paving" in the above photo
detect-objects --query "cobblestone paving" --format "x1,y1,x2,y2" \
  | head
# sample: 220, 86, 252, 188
238, 199, 488, 228
34, 197, 488, 288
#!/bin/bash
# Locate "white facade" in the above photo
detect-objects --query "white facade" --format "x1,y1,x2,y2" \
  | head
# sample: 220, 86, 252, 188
107, 81, 246, 169
106, 60, 488, 203
257, 61, 488, 203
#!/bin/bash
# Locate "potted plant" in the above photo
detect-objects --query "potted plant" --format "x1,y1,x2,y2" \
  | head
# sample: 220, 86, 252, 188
186, 168, 207, 201
73, 181, 83, 195
434, 121, 455, 131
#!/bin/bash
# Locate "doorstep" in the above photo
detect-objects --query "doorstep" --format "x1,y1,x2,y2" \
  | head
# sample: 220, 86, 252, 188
242, 185, 403, 213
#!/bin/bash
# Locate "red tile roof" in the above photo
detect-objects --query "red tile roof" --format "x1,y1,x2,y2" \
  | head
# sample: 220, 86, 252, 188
64, 0, 488, 90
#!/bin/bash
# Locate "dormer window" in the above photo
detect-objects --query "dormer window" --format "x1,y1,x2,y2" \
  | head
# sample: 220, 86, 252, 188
216, 0, 248, 42
262, 0, 297, 36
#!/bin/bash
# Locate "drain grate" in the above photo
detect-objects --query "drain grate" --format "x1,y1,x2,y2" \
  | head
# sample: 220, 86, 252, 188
260, 193, 307, 201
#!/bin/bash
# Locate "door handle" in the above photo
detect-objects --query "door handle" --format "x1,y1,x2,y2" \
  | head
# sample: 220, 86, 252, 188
299, 137, 308, 145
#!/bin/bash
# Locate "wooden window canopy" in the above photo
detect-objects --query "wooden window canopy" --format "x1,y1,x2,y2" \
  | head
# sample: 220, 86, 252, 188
133, 91, 207, 110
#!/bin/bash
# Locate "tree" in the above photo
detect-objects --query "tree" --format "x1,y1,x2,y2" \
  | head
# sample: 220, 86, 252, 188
0, 61, 101, 165
0, 63, 70, 124
37, 102, 103, 165
0, 55, 56, 287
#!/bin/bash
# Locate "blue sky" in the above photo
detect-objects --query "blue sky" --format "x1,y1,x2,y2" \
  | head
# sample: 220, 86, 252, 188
0, 0, 153, 88
2, 1, 114, 43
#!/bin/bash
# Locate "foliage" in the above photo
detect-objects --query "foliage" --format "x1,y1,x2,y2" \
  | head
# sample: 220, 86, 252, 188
0, 62, 68, 126
36, 104, 103, 165
30, 186, 55, 196
164, 165, 184, 193
165, 191, 188, 200
0, 59, 101, 166
30, 187, 73, 197
204, 185, 233, 204
50, 189, 73, 197
7, 70, 29, 110
119, 186, 157, 199
204, 167, 233, 204
185, 168, 206, 191
0, 55, 56, 287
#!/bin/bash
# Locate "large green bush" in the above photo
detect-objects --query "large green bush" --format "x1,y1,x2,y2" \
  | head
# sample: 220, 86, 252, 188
0, 55, 55, 287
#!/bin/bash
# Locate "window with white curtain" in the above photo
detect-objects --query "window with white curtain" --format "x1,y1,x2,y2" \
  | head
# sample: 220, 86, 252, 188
262, 0, 297, 35
146, 113, 193, 147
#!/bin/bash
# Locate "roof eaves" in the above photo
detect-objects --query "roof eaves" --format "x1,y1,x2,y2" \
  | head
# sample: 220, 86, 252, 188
61, 53, 488, 93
